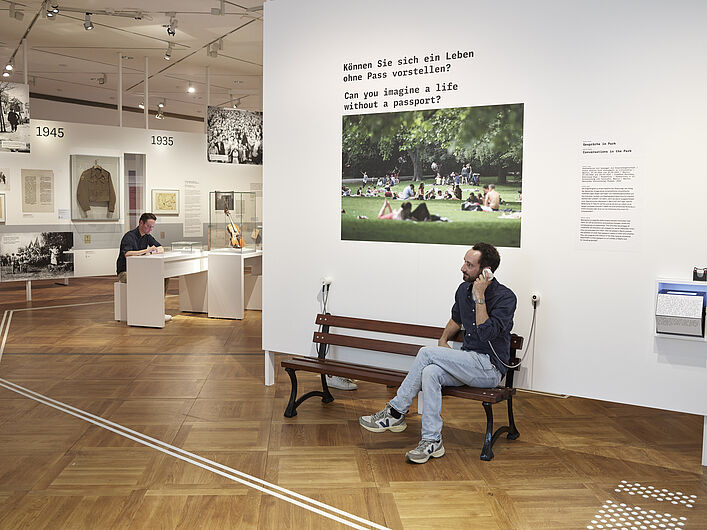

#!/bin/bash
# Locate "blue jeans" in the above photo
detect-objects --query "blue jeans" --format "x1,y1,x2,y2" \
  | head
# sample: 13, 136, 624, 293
389, 346, 502, 441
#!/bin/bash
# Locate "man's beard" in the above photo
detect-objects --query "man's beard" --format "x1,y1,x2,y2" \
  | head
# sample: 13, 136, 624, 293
463, 271, 478, 283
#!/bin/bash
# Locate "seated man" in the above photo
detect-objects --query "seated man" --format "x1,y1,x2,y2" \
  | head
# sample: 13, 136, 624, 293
116, 212, 171, 321
359, 243, 517, 463
485, 184, 501, 211
398, 183, 416, 200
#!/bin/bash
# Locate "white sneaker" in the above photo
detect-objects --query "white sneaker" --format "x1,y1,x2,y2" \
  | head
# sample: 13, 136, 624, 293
164, 314, 172, 322
326, 375, 357, 390
405, 439, 445, 463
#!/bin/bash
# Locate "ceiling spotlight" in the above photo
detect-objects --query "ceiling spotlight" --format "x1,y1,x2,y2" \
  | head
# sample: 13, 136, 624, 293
155, 111, 164, 120
84, 12, 94, 30
51, 5, 59, 14
164, 43, 173, 61
5, 62, 13, 72
138, 102, 145, 109
2, 71, 9, 78
157, 101, 165, 109
187, 83, 195, 94
165, 15, 177, 37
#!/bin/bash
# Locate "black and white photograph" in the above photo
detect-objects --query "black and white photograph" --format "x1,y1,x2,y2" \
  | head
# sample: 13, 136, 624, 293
0, 232, 74, 281
0, 81, 31, 153
214, 191, 234, 211
0, 167, 9, 191
207, 107, 263, 165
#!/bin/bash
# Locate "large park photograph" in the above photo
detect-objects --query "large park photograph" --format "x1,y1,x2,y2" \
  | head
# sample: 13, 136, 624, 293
341, 103, 524, 247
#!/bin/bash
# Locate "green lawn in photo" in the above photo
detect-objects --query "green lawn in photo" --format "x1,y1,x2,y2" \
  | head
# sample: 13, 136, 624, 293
341, 179, 522, 247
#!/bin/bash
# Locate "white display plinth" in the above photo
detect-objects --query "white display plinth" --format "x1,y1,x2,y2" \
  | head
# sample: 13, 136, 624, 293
127, 251, 208, 328
207, 249, 263, 320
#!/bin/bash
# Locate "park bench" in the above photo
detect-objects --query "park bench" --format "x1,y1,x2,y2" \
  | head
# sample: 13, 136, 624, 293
281, 313, 523, 460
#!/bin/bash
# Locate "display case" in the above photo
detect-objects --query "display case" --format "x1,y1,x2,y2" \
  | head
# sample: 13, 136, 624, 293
208, 191, 259, 252
655, 279, 707, 341
171, 241, 201, 252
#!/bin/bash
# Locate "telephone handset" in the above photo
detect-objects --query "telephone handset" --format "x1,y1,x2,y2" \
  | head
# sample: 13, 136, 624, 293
472, 268, 494, 302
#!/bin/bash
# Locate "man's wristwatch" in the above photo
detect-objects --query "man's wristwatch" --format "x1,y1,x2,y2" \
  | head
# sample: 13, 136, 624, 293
475, 298, 485, 305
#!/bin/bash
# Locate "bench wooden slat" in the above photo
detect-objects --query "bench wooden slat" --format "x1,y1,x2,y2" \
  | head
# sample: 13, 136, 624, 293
283, 357, 406, 386
282, 357, 512, 404
313, 332, 423, 356
316, 313, 464, 342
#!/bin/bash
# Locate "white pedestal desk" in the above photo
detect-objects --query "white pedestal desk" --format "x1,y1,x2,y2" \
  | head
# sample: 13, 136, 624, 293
208, 249, 263, 319
127, 251, 209, 328
125, 249, 262, 327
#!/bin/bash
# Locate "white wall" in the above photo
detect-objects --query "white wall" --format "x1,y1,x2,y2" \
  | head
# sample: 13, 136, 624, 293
263, 0, 707, 416
0, 119, 262, 275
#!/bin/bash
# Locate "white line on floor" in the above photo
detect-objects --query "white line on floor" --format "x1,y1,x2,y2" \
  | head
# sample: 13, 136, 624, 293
12, 300, 112, 312
0, 377, 390, 530
0, 310, 13, 360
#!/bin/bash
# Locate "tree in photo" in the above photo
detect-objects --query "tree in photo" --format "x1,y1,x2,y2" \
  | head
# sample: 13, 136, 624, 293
342, 103, 523, 183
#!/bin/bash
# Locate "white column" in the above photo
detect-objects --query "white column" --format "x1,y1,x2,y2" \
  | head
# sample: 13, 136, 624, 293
22, 39, 28, 84
117, 52, 123, 127
144, 56, 149, 129
703, 416, 707, 468
205, 65, 210, 133
264, 350, 275, 386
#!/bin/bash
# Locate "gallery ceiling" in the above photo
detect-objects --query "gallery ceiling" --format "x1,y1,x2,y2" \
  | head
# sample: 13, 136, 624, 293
0, 0, 264, 120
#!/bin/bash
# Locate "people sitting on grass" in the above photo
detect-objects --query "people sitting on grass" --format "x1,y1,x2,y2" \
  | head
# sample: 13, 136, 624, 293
454, 184, 463, 200
399, 183, 416, 200
355, 187, 363, 196
416, 182, 425, 200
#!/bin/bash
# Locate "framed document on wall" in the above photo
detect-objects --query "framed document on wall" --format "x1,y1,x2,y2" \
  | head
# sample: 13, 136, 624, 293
151, 189, 179, 215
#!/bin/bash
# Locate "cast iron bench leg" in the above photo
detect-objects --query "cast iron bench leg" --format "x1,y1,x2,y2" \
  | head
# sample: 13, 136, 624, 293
284, 367, 299, 417
506, 396, 520, 439
481, 401, 495, 461
319, 374, 334, 403
283, 368, 336, 418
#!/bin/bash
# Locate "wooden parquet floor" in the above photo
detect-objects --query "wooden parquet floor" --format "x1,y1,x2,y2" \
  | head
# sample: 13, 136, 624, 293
0, 278, 704, 529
